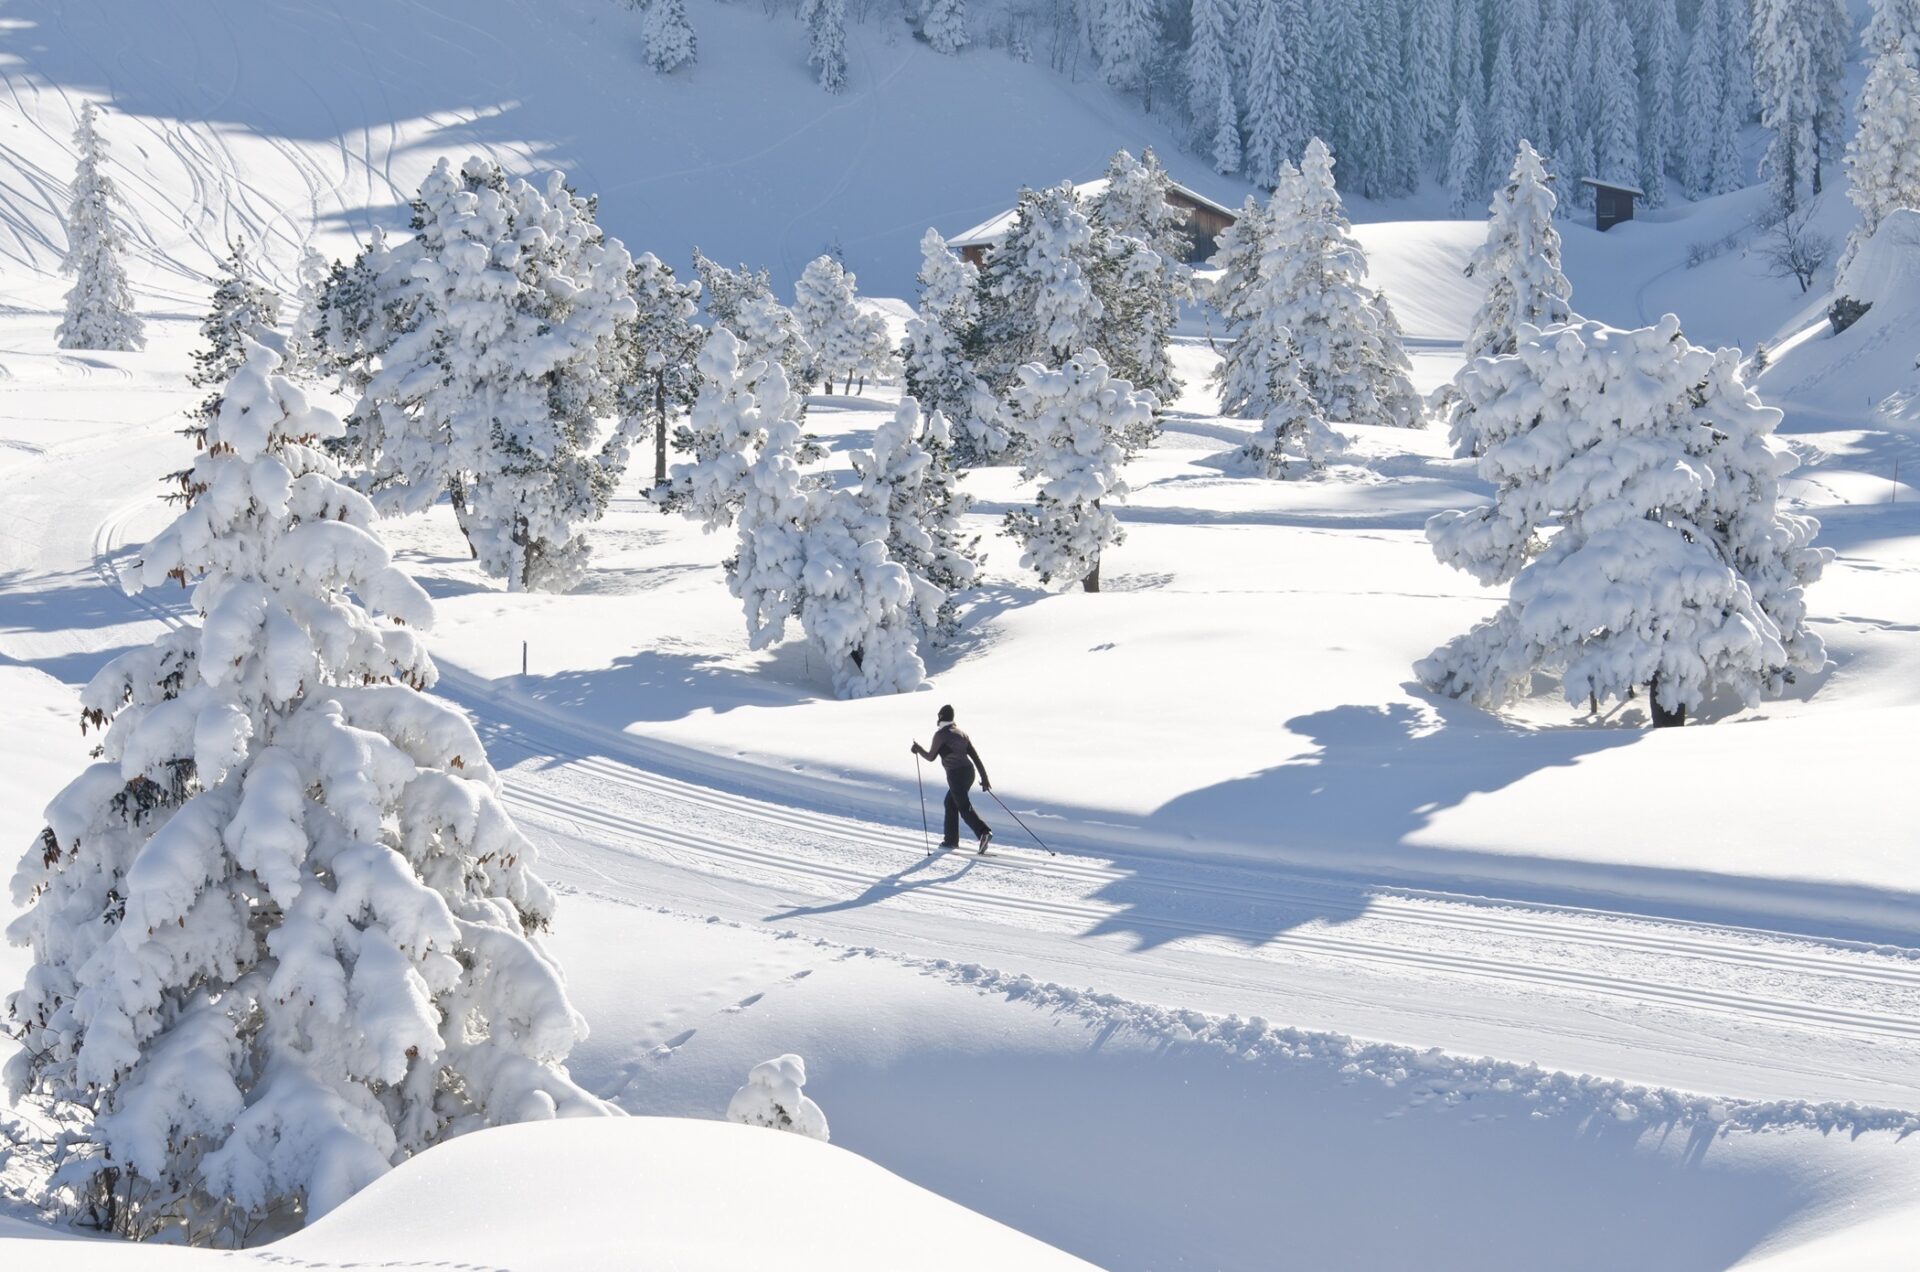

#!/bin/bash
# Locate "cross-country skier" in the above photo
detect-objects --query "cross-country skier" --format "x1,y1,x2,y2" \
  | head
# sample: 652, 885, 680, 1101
911, 704, 993, 852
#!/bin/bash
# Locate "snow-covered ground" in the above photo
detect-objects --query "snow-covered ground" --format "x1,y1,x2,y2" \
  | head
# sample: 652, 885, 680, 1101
5, 0, 1920, 1268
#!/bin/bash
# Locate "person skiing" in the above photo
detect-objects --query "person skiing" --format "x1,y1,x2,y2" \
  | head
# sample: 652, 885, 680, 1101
911, 704, 993, 852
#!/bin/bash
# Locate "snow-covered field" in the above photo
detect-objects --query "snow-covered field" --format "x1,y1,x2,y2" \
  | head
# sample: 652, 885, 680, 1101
5, 0, 1920, 1268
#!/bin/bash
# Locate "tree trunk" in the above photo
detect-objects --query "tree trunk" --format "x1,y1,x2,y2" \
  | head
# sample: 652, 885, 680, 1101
1647, 676, 1685, 728
1082, 557, 1101, 593
653, 374, 668, 487
448, 476, 479, 559
843, 370, 854, 394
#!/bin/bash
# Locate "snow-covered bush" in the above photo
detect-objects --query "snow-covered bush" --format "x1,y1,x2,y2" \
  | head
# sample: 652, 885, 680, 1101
283, 247, 332, 379
727, 1055, 829, 1142
921, 0, 969, 55
1463, 141, 1574, 362
900, 229, 1008, 466
794, 255, 894, 393
1003, 350, 1153, 593
56, 103, 144, 352
851, 397, 980, 642
325, 157, 637, 592
4, 341, 609, 1244
1417, 317, 1830, 726
1240, 350, 1342, 480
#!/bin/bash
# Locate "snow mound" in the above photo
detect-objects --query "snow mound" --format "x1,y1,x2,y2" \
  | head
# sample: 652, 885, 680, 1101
2, 1119, 1091, 1269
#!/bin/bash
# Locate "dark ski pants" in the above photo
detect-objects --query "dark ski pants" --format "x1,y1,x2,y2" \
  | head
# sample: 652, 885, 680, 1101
943, 768, 990, 845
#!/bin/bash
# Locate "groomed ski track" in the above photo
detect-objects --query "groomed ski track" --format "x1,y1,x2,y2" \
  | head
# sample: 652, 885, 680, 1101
42, 429, 1920, 1114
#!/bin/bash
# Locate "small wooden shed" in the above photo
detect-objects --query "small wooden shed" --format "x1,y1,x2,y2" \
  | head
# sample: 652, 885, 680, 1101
1580, 178, 1643, 232
949, 177, 1237, 267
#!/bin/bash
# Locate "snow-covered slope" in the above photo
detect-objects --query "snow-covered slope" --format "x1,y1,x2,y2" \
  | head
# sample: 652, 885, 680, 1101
0, 0, 1250, 300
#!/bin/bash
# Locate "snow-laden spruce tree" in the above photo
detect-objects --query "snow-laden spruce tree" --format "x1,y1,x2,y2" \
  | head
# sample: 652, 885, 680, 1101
608, 252, 704, 489
922, 0, 969, 54
664, 329, 924, 696
641, 0, 698, 73
1185, 0, 1239, 174
734, 291, 815, 395
1445, 99, 1482, 218
185, 240, 283, 448
1418, 316, 1830, 727
329, 158, 637, 592
794, 255, 893, 393
728, 1055, 829, 1142
1098, 0, 1158, 92
1003, 350, 1154, 593
900, 229, 1008, 466
851, 397, 980, 642
973, 184, 1104, 393
1638, 0, 1681, 207
1461, 141, 1574, 364
1242, 0, 1314, 187
802, 0, 849, 93
1207, 191, 1271, 342
1677, 1, 1728, 200
1752, 0, 1851, 211
1867, 0, 1920, 68
1239, 341, 1341, 479
1843, 47, 1920, 272
4, 341, 609, 1242
1259, 140, 1421, 427
56, 103, 144, 352
1483, 33, 1527, 196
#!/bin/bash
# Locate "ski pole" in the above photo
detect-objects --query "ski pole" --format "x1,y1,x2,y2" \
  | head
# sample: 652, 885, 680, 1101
987, 789, 1055, 856
914, 755, 931, 855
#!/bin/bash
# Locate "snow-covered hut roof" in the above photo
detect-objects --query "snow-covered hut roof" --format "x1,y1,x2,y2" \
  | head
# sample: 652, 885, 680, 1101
948, 177, 1237, 251
1577, 177, 1646, 197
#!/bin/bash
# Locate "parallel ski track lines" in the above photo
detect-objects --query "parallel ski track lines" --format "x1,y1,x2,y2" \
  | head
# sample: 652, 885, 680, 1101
90, 505, 1920, 1063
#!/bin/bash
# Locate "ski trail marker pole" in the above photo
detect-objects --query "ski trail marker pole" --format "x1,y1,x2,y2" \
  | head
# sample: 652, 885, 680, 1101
988, 790, 1055, 856
914, 756, 931, 854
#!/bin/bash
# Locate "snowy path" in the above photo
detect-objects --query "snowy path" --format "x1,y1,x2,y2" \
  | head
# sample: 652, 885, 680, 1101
33, 423, 1916, 1113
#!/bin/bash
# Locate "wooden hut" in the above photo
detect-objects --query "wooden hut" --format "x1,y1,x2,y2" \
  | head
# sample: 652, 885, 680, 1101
1579, 178, 1643, 232
949, 177, 1237, 267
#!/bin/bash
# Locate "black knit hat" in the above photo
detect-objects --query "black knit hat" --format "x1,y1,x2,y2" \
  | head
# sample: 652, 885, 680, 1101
937, 704, 955, 723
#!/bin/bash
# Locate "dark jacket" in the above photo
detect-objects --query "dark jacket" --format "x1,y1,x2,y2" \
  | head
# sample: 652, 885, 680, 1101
925, 723, 989, 787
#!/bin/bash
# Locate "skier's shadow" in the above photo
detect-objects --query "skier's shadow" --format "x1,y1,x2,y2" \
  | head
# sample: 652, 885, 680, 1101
763, 853, 980, 922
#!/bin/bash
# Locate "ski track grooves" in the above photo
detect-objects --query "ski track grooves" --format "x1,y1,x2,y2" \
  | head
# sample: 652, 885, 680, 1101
89, 506, 1920, 1099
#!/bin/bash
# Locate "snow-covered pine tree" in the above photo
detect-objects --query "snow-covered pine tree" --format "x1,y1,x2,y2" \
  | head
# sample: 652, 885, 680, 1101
1637, 0, 1681, 207
1418, 316, 1829, 726
1446, 98, 1483, 217
1405, 0, 1455, 164
328, 158, 637, 592
793, 255, 892, 393
1206, 192, 1272, 344
56, 103, 144, 353
1099, 0, 1159, 92
1843, 45, 1920, 271
1751, 0, 1836, 211
1002, 349, 1154, 593
727, 1056, 829, 1141
1242, 0, 1314, 187
1484, 33, 1528, 198
922, 0, 970, 55
1214, 167, 1300, 417
1866, 0, 1920, 68
1185, 0, 1239, 173
735, 291, 816, 395
641, 0, 698, 73
900, 228, 1009, 466
657, 326, 771, 530
284, 247, 333, 380
4, 340, 609, 1241
1239, 340, 1341, 479
185, 240, 283, 450
1462, 140, 1574, 364
1259, 139, 1422, 427
609, 252, 704, 489
1709, 52, 1748, 195
1592, 4, 1642, 189
1677, 0, 1726, 199
691, 249, 773, 330
972, 184, 1103, 393
1536, 0, 1576, 173
1449, 0, 1486, 135
802, 0, 849, 93
1089, 148, 1194, 403
850, 397, 981, 642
